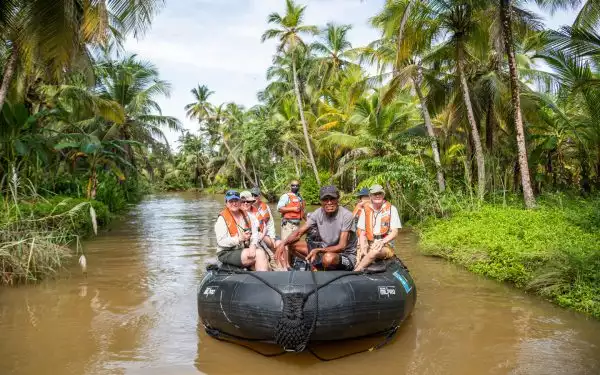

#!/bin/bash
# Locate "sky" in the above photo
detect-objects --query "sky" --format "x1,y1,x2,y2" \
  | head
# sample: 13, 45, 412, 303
123, 0, 580, 148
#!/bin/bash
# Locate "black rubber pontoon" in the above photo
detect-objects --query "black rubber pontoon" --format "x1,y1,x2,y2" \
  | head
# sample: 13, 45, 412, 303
197, 258, 416, 352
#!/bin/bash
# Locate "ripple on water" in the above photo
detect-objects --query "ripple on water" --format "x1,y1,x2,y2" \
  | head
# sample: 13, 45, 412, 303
0, 192, 599, 375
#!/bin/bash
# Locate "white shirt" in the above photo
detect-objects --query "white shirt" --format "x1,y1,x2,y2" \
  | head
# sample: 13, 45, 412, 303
262, 205, 276, 238
214, 213, 258, 252
357, 204, 402, 234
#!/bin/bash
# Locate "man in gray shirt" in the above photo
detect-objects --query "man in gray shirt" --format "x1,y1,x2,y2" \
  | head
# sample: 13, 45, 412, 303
275, 185, 357, 270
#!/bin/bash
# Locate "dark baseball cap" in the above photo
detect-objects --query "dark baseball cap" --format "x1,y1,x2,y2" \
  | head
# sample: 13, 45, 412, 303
250, 187, 261, 196
356, 187, 370, 197
319, 185, 339, 200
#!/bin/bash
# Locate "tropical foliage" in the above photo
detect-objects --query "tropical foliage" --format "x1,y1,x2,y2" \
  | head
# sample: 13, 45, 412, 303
0, 0, 173, 283
172, 0, 600, 217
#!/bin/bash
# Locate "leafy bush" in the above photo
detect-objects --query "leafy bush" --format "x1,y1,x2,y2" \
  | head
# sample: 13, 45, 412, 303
418, 199, 600, 319
95, 172, 148, 212
15, 196, 110, 236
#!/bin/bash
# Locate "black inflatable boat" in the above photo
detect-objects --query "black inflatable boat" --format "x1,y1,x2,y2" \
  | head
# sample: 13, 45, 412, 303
197, 258, 417, 352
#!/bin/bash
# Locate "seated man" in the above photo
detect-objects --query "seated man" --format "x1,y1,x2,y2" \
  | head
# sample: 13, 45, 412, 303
275, 185, 357, 271
214, 190, 269, 271
354, 184, 402, 271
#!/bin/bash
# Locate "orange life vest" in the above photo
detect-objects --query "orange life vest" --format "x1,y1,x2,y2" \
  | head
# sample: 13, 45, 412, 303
364, 201, 392, 241
282, 192, 305, 220
249, 201, 271, 232
352, 204, 364, 237
220, 208, 250, 237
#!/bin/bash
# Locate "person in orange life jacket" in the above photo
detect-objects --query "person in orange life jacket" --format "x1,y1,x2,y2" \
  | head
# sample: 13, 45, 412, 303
277, 180, 306, 242
240, 190, 279, 271
352, 187, 371, 232
249, 187, 280, 252
275, 185, 357, 271
353, 184, 402, 272
214, 190, 269, 271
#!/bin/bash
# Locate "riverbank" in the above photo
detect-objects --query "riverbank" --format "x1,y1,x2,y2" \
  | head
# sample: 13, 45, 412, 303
417, 196, 600, 319
0, 195, 113, 285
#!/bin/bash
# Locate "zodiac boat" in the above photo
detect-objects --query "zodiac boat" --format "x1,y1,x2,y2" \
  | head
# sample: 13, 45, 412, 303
197, 258, 416, 352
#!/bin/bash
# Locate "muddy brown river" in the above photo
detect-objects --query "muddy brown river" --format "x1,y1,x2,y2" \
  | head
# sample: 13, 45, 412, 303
1, 192, 599, 374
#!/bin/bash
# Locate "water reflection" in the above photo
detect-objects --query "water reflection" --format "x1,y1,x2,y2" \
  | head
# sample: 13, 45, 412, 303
0, 192, 598, 375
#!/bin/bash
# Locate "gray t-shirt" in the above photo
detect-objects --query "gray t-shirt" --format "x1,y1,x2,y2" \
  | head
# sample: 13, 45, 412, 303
306, 207, 357, 255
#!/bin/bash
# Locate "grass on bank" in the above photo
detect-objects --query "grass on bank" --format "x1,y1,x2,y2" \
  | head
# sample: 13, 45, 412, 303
418, 195, 600, 319
0, 195, 111, 285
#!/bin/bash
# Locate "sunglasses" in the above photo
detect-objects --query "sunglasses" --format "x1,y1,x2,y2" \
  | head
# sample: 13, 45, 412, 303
320, 197, 338, 203
242, 200, 256, 204
251, 194, 259, 197
291, 184, 300, 187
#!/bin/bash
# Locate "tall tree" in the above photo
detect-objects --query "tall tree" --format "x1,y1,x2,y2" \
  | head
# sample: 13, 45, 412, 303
0, 0, 165, 111
261, 0, 321, 185
185, 85, 214, 121
500, 0, 536, 208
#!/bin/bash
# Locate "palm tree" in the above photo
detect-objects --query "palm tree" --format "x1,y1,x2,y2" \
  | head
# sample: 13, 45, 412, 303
425, 0, 488, 200
95, 55, 182, 165
0, 0, 165, 111
499, 0, 536, 207
311, 23, 355, 88
366, 1, 446, 192
185, 85, 214, 121
261, 0, 321, 185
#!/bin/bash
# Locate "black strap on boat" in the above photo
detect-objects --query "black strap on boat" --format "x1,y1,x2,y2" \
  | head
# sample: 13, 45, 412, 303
307, 326, 398, 361
205, 267, 395, 359
204, 324, 400, 362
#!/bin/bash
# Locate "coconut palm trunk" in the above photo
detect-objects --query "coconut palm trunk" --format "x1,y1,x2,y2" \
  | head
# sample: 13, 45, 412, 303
500, 0, 535, 208
457, 55, 486, 200
413, 69, 445, 192
0, 44, 18, 111
292, 59, 321, 186
222, 137, 257, 186
394, 0, 416, 67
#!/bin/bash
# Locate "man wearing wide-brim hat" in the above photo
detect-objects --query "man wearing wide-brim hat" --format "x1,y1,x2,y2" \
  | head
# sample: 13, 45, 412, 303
354, 184, 402, 271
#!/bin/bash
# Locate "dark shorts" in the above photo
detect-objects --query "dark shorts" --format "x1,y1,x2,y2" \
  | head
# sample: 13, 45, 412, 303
309, 240, 356, 271
217, 249, 244, 267
310, 253, 355, 271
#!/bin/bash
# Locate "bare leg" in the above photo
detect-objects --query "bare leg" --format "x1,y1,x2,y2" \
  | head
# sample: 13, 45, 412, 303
288, 240, 309, 260
354, 250, 379, 271
241, 246, 257, 268
254, 247, 269, 271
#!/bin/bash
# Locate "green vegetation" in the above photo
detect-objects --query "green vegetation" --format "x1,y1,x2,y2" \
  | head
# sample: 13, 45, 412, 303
1, 0, 599, 318
0, 1, 169, 283
419, 195, 600, 318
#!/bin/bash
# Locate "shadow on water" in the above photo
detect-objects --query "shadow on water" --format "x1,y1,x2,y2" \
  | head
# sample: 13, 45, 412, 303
0, 192, 599, 375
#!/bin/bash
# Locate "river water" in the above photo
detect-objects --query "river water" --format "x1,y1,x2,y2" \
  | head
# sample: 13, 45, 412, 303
0, 192, 598, 375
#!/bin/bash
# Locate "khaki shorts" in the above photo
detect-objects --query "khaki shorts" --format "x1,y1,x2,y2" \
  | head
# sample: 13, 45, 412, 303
258, 243, 283, 271
358, 242, 395, 263
281, 221, 300, 241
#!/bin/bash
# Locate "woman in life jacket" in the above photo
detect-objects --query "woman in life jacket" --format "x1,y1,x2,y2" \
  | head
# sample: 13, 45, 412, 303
352, 187, 371, 236
354, 184, 403, 271
214, 190, 269, 271
240, 190, 279, 270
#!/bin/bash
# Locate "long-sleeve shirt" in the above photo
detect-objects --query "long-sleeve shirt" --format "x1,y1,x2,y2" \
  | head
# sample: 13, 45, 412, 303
263, 205, 276, 238
214, 215, 258, 253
